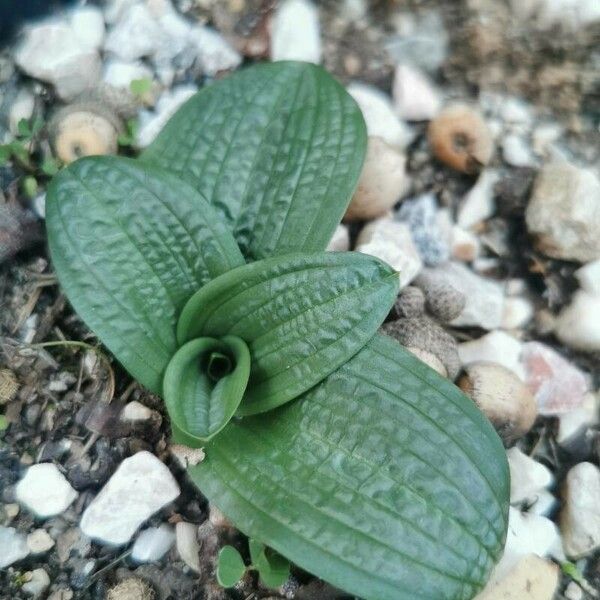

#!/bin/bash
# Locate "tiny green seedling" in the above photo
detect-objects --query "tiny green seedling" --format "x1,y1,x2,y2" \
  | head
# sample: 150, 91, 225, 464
217, 540, 290, 589
117, 118, 139, 148
130, 77, 153, 99
45, 62, 509, 600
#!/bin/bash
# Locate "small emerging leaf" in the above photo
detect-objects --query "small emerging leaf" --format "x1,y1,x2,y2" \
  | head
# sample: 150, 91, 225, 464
256, 547, 290, 588
130, 77, 153, 97
17, 118, 31, 138
41, 156, 60, 176
217, 546, 246, 588
163, 335, 250, 446
178, 252, 399, 415
22, 176, 38, 199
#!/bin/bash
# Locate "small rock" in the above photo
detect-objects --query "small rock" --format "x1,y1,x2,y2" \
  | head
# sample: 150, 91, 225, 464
103, 59, 153, 89
8, 87, 35, 134
459, 330, 525, 380
560, 462, 600, 558
502, 296, 534, 330
500, 97, 534, 131
517, 0, 600, 30
23, 568, 50, 597
270, 0, 321, 64
507, 448, 553, 505
344, 137, 408, 222
521, 341, 590, 415
415, 269, 466, 322
347, 82, 411, 149
532, 122, 563, 157
574, 259, 600, 296
70, 6, 106, 51
121, 401, 154, 422
457, 170, 499, 229
421, 262, 505, 330
4, 503, 20, 520
564, 582, 584, 600
188, 26, 241, 76
132, 524, 175, 563
47, 588, 74, 600
475, 554, 559, 600
525, 162, 600, 263
355, 219, 422, 288
56, 527, 91, 563
428, 104, 493, 173
459, 363, 536, 443
397, 193, 450, 266
27, 528, 55, 554
208, 504, 234, 529
326, 224, 350, 252
497, 507, 563, 580
50, 103, 121, 164
14, 21, 102, 100
405, 347, 448, 377
169, 445, 206, 468
104, 4, 163, 61
80, 451, 180, 545
392, 64, 442, 121
16, 463, 78, 518
451, 226, 481, 262
0, 526, 29, 568
529, 490, 558, 518
557, 392, 599, 447
0, 368, 19, 404
175, 521, 201, 573
394, 286, 426, 318
502, 134, 536, 168
136, 85, 197, 147
382, 316, 460, 380
106, 578, 155, 600
555, 290, 600, 352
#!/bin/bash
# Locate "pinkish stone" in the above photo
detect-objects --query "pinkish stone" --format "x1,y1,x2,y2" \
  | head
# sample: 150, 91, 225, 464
521, 342, 590, 415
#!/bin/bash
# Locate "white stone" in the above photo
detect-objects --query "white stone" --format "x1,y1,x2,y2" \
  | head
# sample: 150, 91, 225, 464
131, 524, 175, 563
555, 290, 600, 352
575, 260, 600, 296
528, 490, 557, 518
270, 0, 321, 64
507, 447, 554, 505
392, 64, 442, 122
564, 582, 584, 600
457, 170, 498, 229
356, 219, 422, 289
326, 225, 350, 252
16, 463, 78, 518
451, 225, 480, 262
533, 122, 563, 157
189, 26, 241, 76
70, 6, 106, 51
0, 526, 29, 568
500, 97, 533, 130
105, 0, 139, 24
23, 568, 50, 597
14, 21, 102, 100
560, 462, 600, 558
120, 401, 153, 422
9, 88, 35, 135
104, 4, 163, 61
475, 554, 559, 600
419, 262, 504, 329
557, 392, 599, 446
495, 507, 563, 581
502, 296, 534, 330
175, 521, 201, 572
80, 451, 180, 545
459, 330, 525, 380
526, 162, 600, 263
347, 83, 412, 149
103, 59, 153, 89
502, 134, 536, 168
535, 0, 600, 30
27, 529, 55, 554
136, 85, 197, 147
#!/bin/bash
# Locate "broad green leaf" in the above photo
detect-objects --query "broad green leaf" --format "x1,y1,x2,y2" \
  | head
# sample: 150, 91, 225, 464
189, 335, 509, 600
256, 548, 291, 588
217, 545, 246, 587
142, 61, 367, 261
46, 156, 245, 394
177, 252, 399, 415
163, 335, 250, 445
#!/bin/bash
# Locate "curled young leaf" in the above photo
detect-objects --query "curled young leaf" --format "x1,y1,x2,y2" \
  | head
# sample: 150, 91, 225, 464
163, 335, 250, 446
46, 156, 245, 394
177, 252, 399, 415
